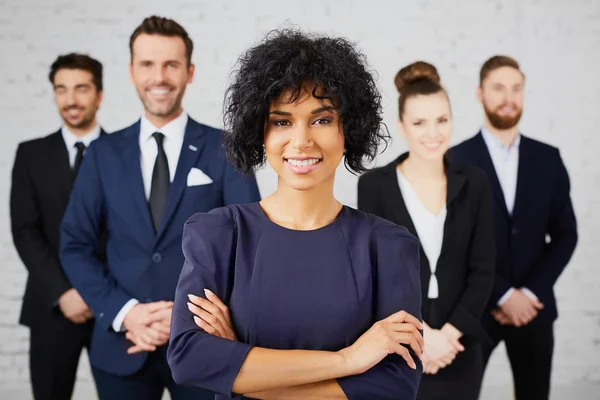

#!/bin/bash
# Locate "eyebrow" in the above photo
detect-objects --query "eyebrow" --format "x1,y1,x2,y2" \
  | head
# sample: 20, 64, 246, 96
54, 83, 93, 90
268, 106, 336, 117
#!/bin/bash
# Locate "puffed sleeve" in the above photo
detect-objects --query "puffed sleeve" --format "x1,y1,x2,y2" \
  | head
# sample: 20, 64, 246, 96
167, 207, 252, 397
337, 218, 423, 400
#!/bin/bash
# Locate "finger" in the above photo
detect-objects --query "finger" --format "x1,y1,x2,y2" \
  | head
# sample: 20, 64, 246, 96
146, 301, 174, 313
194, 316, 221, 337
388, 311, 423, 330
448, 337, 464, 352
203, 290, 231, 323
187, 302, 227, 336
533, 300, 544, 310
391, 323, 425, 350
148, 325, 169, 343
150, 322, 170, 336
127, 345, 146, 354
430, 365, 440, 374
130, 334, 156, 352
390, 332, 422, 358
393, 342, 416, 370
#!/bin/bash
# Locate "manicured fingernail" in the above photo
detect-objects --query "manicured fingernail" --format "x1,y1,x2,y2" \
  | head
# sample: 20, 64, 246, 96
204, 289, 213, 297
187, 294, 197, 301
187, 302, 193, 309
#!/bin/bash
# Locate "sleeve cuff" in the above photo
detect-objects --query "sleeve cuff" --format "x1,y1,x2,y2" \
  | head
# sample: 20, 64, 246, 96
497, 288, 515, 306
112, 299, 139, 332
521, 287, 539, 302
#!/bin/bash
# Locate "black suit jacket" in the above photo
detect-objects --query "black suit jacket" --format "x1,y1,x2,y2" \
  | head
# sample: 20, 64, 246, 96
10, 129, 106, 329
358, 153, 495, 343
451, 132, 578, 325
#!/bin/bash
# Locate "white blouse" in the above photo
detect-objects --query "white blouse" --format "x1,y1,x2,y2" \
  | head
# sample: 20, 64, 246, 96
397, 169, 447, 299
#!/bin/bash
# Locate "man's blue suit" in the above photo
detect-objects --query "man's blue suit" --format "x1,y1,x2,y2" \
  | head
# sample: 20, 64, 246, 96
59, 117, 260, 385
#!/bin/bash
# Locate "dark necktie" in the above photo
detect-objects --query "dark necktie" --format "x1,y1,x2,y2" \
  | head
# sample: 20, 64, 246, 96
149, 132, 170, 232
73, 142, 86, 177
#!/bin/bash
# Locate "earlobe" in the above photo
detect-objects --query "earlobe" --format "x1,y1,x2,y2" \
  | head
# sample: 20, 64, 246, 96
188, 64, 195, 84
128, 63, 134, 84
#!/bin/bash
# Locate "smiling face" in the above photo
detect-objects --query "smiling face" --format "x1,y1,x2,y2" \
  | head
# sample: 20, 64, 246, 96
264, 84, 345, 192
129, 33, 194, 123
478, 66, 524, 130
399, 91, 452, 162
53, 68, 102, 131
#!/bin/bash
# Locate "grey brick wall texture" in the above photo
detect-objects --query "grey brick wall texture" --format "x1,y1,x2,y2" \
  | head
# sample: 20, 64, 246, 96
0, 0, 598, 396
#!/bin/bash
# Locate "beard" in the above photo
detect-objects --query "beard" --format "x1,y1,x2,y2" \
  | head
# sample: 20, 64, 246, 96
484, 102, 522, 130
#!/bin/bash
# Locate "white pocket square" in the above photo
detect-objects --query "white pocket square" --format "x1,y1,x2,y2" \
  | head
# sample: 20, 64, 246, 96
187, 167, 213, 186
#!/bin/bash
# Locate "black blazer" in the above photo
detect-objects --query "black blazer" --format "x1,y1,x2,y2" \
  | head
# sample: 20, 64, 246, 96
358, 153, 495, 343
10, 129, 106, 329
451, 132, 578, 325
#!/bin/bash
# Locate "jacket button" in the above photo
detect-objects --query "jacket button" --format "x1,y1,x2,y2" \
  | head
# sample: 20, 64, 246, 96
152, 253, 162, 263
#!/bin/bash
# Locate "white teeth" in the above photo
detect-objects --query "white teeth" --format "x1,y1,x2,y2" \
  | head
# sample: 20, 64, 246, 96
423, 142, 441, 148
150, 89, 170, 95
286, 158, 320, 167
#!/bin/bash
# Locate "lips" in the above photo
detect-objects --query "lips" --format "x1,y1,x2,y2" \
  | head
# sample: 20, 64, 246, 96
284, 157, 322, 174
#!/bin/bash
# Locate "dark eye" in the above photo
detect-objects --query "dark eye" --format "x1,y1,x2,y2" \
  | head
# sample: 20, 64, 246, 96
314, 118, 332, 125
413, 121, 422, 126
273, 120, 290, 127
439, 117, 449, 124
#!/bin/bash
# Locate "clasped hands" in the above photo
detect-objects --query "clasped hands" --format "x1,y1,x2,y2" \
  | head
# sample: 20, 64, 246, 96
123, 301, 173, 354
421, 324, 464, 375
187, 289, 425, 374
492, 289, 544, 327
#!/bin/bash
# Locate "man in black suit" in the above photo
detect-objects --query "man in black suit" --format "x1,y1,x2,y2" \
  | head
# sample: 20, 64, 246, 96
10, 53, 106, 400
451, 55, 578, 400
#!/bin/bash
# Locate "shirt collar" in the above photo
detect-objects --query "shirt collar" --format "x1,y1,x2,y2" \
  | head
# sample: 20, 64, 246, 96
140, 110, 189, 142
61, 124, 101, 150
481, 126, 521, 152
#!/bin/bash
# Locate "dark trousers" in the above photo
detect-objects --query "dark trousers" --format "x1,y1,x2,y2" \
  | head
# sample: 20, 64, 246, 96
417, 342, 484, 400
29, 320, 94, 400
482, 321, 554, 400
92, 346, 214, 400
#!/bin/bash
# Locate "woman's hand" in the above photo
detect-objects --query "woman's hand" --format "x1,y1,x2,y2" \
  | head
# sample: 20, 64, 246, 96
338, 310, 424, 375
422, 327, 463, 373
187, 289, 238, 341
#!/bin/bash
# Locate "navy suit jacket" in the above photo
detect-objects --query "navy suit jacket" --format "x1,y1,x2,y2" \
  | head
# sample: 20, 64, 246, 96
60, 117, 261, 375
451, 132, 577, 326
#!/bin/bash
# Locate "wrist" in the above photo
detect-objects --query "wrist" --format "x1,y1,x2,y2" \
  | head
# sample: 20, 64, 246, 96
337, 347, 359, 376
441, 323, 462, 340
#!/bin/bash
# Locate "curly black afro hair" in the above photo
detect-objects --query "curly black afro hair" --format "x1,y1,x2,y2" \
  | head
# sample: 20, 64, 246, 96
223, 28, 389, 175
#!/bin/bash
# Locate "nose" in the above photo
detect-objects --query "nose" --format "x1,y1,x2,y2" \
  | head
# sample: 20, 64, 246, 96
290, 124, 312, 150
153, 65, 167, 83
65, 89, 77, 106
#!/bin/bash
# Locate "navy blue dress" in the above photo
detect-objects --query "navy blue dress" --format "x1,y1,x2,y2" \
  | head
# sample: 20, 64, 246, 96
167, 203, 423, 399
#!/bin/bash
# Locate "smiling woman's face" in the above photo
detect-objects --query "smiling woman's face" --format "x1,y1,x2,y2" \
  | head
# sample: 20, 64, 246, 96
264, 84, 345, 192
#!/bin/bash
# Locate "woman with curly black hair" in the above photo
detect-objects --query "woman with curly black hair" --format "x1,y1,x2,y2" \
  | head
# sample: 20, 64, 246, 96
167, 29, 424, 400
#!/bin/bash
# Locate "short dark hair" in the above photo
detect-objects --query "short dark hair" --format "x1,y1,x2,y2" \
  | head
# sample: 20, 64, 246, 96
129, 16, 194, 65
480, 55, 524, 85
223, 28, 388, 175
48, 53, 103, 91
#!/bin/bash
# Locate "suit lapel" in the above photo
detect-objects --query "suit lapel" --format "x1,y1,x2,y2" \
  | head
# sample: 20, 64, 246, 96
380, 155, 419, 236
472, 132, 510, 219
511, 135, 532, 222
48, 131, 73, 205
155, 119, 206, 241
121, 120, 156, 237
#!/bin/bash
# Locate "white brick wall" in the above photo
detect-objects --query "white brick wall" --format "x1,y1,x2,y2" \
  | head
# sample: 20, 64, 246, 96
1, 0, 598, 395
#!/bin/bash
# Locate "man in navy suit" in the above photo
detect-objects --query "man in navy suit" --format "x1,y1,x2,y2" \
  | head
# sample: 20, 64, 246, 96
60, 16, 261, 400
451, 56, 577, 400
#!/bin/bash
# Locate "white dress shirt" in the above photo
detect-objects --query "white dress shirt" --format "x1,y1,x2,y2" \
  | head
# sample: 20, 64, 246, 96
397, 170, 447, 299
112, 111, 189, 332
61, 125, 102, 167
481, 128, 538, 305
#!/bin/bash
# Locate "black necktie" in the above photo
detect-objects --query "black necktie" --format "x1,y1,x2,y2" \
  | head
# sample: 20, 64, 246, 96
73, 142, 86, 177
149, 132, 170, 232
